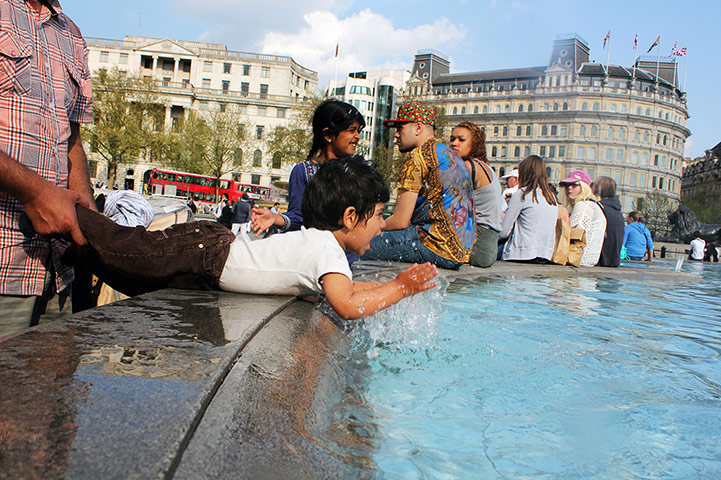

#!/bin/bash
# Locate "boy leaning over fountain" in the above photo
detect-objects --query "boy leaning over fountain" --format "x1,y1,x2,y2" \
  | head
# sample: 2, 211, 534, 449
75, 156, 439, 320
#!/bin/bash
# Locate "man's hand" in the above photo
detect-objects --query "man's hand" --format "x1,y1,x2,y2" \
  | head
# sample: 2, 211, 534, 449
393, 262, 439, 297
23, 182, 91, 245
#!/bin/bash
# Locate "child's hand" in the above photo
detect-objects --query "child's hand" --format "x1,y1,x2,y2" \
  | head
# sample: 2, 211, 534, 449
394, 262, 439, 297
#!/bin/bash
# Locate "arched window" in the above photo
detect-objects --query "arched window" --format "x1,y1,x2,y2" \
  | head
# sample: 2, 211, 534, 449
634, 130, 640, 141
605, 148, 613, 161
502, 126, 508, 136
453, 106, 458, 114
514, 146, 520, 157
636, 106, 642, 115
499, 166, 506, 177
582, 102, 588, 111
607, 127, 614, 139
619, 127, 626, 140
551, 125, 557, 136
493, 126, 499, 136
658, 111, 663, 119
609, 104, 617, 112
546, 166, 552, 177
591, 125, 598, 137
526, 125, 531, 136
631, 151, 639, 165
541, 125, 548, 136
233, 148, 243, 166
527, 103, 533, 112
663, 135, 667, 146
461, 106, 466, 114
665, 112, 669, 120
504, 104, 510, 113
645, 108, 651, 116
483, 105, 488, 113
644, 131, 650, 143
494, 105, 501, 113
620, 105, 628, 113
580, 125, 587, 136
656, 133, 661, 144
592, 102, 600, 111
577, 146, 585, 159
563, 102, 568, 111
474, 106, 479, 114
524, 146, 530, 156
553, 102, 559, 111
501, 146, 507, 157
544, 102, 550, 111
272, 152, 282, 169
616, 149, 624, 163
253, 149, 262, 167
516, 125, 522, 136
492, 146, 498, 157
518, 104, 524, 112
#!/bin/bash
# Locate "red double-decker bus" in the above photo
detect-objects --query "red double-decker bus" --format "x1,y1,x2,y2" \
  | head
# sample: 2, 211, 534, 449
143, 169, 271, 204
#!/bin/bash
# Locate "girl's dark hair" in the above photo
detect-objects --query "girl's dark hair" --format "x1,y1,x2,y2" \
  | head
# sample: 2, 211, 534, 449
628, 211, 643, 222
307, 99, 365, 159
302, 155, 389, 231
455, 121, 487, 163
518, 155, 558, 206
593, 176, 616, 199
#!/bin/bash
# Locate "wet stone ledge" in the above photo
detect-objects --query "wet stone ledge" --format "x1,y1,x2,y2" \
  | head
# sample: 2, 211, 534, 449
0, 259, 694, 479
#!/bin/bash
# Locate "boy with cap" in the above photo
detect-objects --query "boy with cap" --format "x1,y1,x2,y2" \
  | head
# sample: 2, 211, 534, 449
501, 168, 519, 213
362, 102, 476, 269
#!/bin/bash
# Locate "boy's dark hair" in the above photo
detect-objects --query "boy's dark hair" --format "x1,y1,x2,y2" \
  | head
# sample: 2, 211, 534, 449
593, 176, 616, 199
302, 155, 390, 231
308, 100, 366, 159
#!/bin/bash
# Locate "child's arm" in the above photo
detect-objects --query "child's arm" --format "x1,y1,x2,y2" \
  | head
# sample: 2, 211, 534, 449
321, 263, 439, 319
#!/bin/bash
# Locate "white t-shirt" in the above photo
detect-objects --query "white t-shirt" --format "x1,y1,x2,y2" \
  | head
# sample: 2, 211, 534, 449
219, 227, 352, 296
690, 238, 705, 260
501, 185, 518, 213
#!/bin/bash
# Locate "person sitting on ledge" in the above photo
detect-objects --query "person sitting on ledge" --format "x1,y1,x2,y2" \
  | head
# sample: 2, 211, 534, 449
76, 156, 438, 320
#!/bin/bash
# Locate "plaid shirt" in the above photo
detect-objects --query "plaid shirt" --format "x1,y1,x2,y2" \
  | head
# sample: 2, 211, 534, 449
0, 0, 93, 296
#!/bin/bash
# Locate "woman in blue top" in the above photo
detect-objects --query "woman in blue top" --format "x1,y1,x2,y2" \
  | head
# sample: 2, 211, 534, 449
252, 100, 365, 235
623, 211, 654, 261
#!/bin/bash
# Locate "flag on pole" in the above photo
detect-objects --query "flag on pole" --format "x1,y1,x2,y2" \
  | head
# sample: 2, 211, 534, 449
634, 34, 637, 51
335, 42, 339, 57
603, 30, 610, 48
671, 41, 678, 55
675, 47, 687, 56
647, 35, 660, 53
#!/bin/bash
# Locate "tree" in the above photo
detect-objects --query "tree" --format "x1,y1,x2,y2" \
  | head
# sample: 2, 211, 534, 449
372, 142, 406, 185
170, 107, 248, 197
633, 192, 675, 238
266, 95, 323, 166
83, 68, 165, 187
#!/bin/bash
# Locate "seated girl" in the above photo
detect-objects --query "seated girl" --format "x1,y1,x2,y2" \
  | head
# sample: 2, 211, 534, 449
559, 170, 607, 267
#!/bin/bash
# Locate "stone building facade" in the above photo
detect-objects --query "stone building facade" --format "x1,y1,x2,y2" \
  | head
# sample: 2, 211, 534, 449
682, 142, 721, 216
84, 36, 318, 193
405, 34, 690, 212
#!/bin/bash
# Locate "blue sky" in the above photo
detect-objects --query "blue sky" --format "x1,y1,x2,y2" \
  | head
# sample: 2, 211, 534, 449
61, 0, 720, 158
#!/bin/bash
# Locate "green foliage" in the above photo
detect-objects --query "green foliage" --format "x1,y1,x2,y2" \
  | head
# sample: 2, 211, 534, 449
83, 68, 165, 186
682, 192, 721, 224
169, 107, 248, 195
267, 96, 323, 165
633, 192, 675, 238
372, 143, 406, 185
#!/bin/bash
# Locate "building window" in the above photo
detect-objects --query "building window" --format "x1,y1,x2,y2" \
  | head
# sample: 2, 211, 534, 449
524, 146, 530, 156
621, 105, 628, 113
453, 107, 458, 114
541, 125, 548, 136
560, 125, 567, 136
473, 106, 479, 114
540, 146, 547, 157
619, 128, 626, 140
260, 84, 268, 99
100, 51, 109, 62
591, 126, 598, 137
563, 102, 568, 111
528, 103, 533, 112
494, 105, 501, 114
559, 146, 566, 157
256, 125, 264, 140
663, 135, 667, 146
202, 78, 211, 89
119, 53, 128, 65
553, 102, 559, 111
607, 127, 614, 139
501, 146, 507, 157
203, 60, 213, 72
551, 125, 557, 136
631, 151, 639, 165
580, 125, 586, 136
243, 64, 251, 75
504, 105, 510, 113
636, 106, 642, 115
588, 147, 596, 160
514, 146, 520, 157
644, 131, 650, 143
641, 152, 649, 166
609, 104, 617, 112
261, 66, 271, 78
605, 148, 613, 161
277, 108, 286, 118
646, 108, 651, 116
483, 106, 488, 114
616, 150, 624, 163
219, 103, 226, 112
516, 126, 522, 136
502, 126, 508, 136
577, 146, 585, 159
253, 149, 262, 167
526, 125, 531, 136
272, 152, 282, 169
592, 102, 600, 111
257, 107, 266, 116
241, 82, 249, 95
518, 104, 524, 112
234, 148, 243, 166
493, 126, 499, 136
654, 154, 659, 166
461, 106, 466, 114
652, 176, 657, 188
491, 146, 497, 157
223, 62, 231, 74
222, 80, 230, 93
549, 146, 556, 157
581, 102, 588, 111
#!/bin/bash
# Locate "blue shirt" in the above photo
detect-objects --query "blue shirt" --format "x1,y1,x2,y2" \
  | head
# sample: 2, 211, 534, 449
623, 222, 653, 258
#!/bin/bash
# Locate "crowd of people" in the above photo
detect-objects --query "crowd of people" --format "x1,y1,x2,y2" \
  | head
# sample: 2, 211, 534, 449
0, 0, 702, 338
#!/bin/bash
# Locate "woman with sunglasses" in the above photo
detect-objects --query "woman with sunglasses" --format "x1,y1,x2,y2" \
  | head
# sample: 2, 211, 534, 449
559, 170, 607, 266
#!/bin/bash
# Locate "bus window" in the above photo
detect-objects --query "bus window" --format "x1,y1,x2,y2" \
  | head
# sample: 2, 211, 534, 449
165, 173, 176, 182
209, 178, 217, 188
153, 171, 161, 179
220, 180, 230, 189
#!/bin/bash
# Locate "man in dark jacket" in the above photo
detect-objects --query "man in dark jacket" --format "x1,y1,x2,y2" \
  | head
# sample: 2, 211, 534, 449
593, 177, 625, 267
231, 192, 251, 234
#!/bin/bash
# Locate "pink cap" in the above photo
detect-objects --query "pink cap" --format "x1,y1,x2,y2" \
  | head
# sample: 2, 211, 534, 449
559, 170, 591, 186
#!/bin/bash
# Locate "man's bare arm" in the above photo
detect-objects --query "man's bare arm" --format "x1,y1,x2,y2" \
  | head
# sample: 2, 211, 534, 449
382, 189, 419, 231
67, 122, 95, 207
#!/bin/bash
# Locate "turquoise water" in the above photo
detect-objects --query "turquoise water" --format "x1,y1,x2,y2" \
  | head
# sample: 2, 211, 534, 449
346, 261, 721, 479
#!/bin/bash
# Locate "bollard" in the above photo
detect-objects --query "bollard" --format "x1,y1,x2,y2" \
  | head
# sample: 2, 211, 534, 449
660, 246, 667, 258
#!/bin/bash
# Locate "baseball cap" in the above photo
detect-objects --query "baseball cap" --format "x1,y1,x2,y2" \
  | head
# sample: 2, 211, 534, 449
383, 102, 436, 128
559, 170, 591, 186
501, 169, 518, 180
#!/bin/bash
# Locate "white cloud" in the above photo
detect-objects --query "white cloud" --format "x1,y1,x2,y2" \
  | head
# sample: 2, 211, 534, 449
260, 9, 466, 89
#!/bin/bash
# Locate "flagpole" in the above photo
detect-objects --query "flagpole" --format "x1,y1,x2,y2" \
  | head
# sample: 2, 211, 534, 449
672, 55, 677, 90
632, 33, 637, 83
683, 53, 688, 92
605, 28, 611, 75
333, 37, 339, 89
655, 38, 661, 83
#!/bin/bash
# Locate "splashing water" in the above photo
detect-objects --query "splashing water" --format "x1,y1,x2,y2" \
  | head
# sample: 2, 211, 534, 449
349, 272, 450, 358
